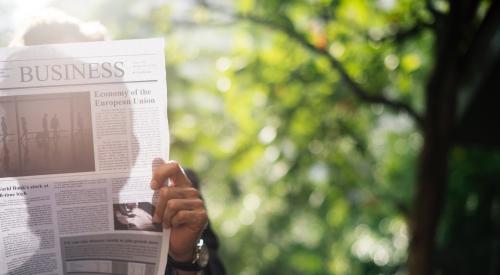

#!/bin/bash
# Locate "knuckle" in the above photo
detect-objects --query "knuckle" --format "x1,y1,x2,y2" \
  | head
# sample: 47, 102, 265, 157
199, 211, 208, 224
179, 211, 189, 220
194, 199, 204, 208
153, 167, 163, 179
166, 200, 177, 210
201, 210, 208, 219
187, 187, 199, 197
159, 187, 170, 198
167, 160, 181, 171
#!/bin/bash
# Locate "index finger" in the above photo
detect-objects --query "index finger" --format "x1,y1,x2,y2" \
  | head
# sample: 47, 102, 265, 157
150, 160, 192, 190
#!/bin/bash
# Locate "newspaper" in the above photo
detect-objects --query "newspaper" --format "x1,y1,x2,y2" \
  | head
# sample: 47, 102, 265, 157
0, 38, 170, 275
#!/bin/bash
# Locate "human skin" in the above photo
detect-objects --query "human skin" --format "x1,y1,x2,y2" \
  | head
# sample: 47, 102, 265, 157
11, 12, 208, 274
151, 160, 208, 275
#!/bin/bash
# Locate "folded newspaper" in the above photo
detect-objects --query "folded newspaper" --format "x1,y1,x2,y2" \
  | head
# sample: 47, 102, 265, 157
0, 39, 170, 275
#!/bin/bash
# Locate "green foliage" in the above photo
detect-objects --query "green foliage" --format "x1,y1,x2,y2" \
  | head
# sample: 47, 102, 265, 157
39, 0, 496, 274
68, 0, 425, 274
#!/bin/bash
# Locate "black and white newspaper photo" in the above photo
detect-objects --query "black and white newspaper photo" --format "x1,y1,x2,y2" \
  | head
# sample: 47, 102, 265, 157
0, 38, 170, 275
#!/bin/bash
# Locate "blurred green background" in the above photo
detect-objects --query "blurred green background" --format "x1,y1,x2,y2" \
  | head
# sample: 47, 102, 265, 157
1, 1, 499, 274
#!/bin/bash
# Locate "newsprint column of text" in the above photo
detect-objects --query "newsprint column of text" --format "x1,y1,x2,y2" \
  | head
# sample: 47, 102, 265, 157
0, 38, 170, 275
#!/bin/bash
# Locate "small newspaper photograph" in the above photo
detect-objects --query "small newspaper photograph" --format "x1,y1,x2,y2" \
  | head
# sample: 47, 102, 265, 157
0, 38, 170, 275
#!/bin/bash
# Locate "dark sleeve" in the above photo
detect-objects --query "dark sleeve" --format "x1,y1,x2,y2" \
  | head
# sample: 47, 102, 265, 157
165, 169, 227, 275
200, 222, 227, 275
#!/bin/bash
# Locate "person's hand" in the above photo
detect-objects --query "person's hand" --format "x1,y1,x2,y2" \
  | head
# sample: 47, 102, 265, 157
150, 160, 208, 262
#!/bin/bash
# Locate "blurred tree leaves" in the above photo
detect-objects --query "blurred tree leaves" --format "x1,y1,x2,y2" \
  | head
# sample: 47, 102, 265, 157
45, 0, 499, 274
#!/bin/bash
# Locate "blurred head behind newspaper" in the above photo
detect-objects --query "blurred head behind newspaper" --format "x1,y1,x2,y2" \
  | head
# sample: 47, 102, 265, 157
4, 10, 139, 274
9, 8, 109, 47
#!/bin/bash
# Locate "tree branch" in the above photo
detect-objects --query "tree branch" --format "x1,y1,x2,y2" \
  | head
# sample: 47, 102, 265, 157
455, 0, 500, 121
376, 21, 434, 43
209, 6, 424, 126
194, 1, 423, 125
426, 0, 446, 22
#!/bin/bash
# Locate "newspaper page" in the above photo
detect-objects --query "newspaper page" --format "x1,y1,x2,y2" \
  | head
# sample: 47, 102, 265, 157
0, 38, 170, 275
